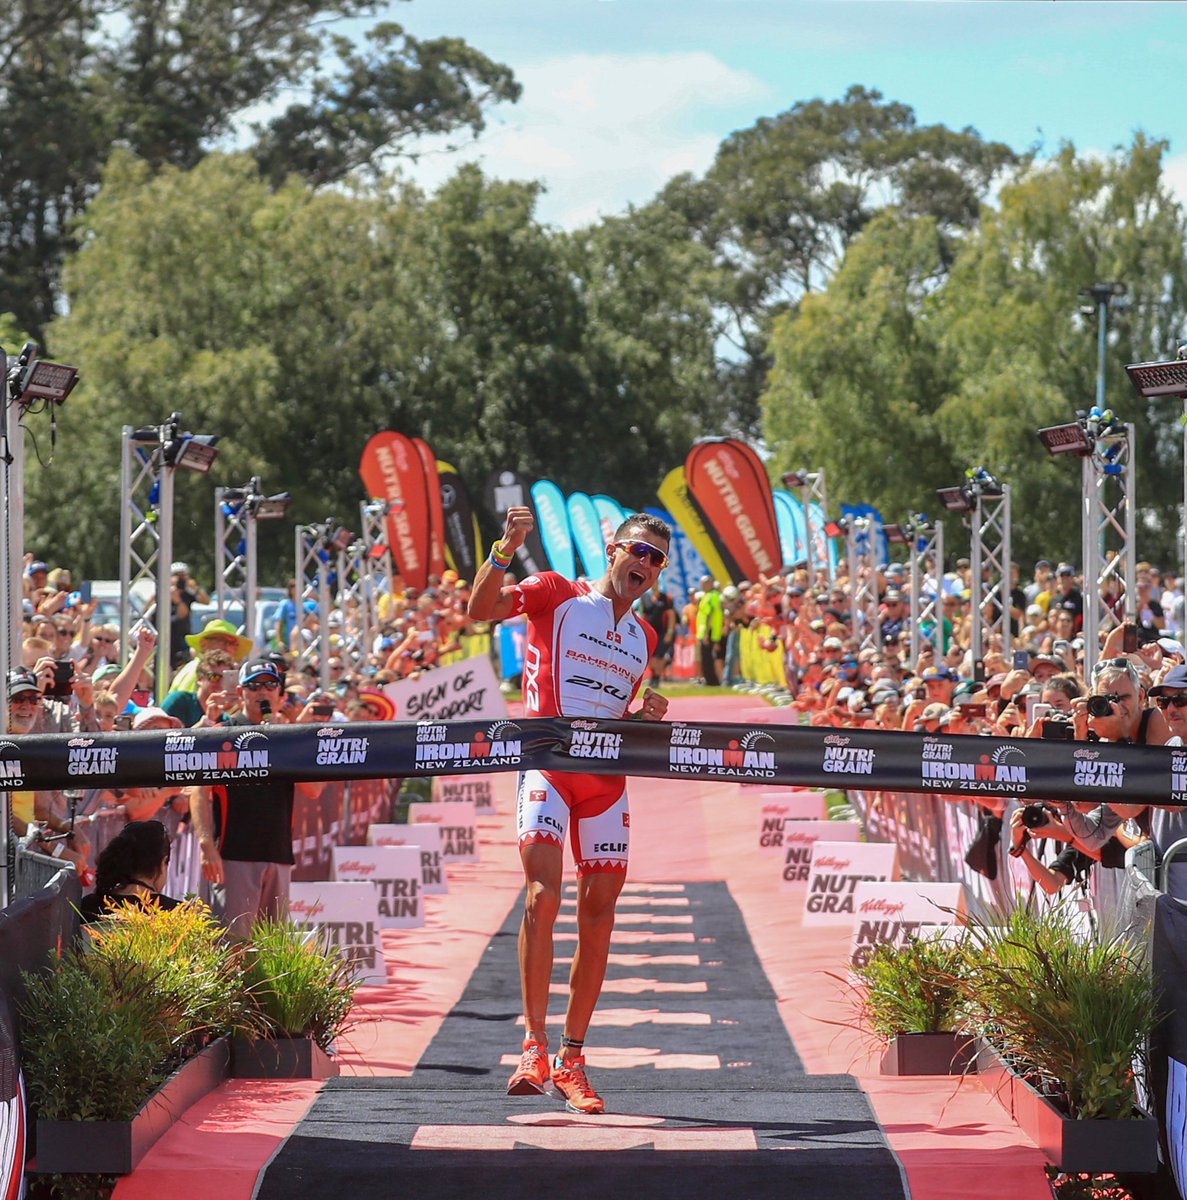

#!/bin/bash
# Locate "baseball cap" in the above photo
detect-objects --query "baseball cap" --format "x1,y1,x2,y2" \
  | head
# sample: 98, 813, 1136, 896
1158, 638, 1186, 658
1030, 653, 1063, 672
170, 562, 189, 574
985, 672, 1008, 691
920, 702, 950, 722
238, 659, 283, 686
921, 665, 958, 682
823, 637, 844, 651
93, 663, 121, 683
883, 590, 903, 603
886, 562, 906, 574
7, 667, 40, 699
1150, 665, 1187, 696
787, 585, 805, 597
26, 561, 47, 576
132, 707, 182, 730
1057, 564, 1076, 576
1035, 559, 1052, 570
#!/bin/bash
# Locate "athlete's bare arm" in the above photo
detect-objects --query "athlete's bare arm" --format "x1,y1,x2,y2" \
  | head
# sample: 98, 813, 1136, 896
468, 506, 535, 623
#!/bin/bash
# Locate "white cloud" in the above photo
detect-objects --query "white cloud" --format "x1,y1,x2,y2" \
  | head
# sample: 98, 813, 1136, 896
1164, 150, 1187, 211
396, 51, 771, 228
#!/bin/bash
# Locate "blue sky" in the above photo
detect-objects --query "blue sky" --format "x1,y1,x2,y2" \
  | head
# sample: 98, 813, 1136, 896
381, 0, 1187, 228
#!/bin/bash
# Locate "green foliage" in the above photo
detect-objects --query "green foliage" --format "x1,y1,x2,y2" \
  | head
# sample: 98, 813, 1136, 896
19, 953, 174, 1122
850, 935, 969, 1039
0, 0, 519, 339
242, 919, 359, 1050
959, 903, 1157, 1120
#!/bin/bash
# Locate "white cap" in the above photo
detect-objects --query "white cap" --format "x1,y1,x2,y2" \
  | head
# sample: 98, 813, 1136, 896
171, 561, 189, 574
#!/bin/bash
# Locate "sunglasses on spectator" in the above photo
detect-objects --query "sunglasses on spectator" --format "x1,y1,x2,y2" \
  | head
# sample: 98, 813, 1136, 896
613, 540, 669, 570
242, 680, 280, 692
93, 635, 116, 644
8, 694, 40, 707
1156, 694, 1187, 709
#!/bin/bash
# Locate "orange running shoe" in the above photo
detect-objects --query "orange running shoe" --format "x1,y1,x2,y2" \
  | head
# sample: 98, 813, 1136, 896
507, 1039, 550, 1096
551, 1053, 605, 1114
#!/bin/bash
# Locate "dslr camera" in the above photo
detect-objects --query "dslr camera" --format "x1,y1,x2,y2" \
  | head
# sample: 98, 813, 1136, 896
1086, 693, 1120, 718
1020, 803, 1058, 829
1040, 712, 1074, 740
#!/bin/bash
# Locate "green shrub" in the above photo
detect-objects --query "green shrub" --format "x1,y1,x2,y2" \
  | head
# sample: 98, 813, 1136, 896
959, 902, 1157, 1120
850, 935, 969, 1040
242, 919, 359, 1050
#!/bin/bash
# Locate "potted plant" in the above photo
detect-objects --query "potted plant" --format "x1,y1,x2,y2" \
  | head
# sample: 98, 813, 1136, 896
21, 899, 250, 1176
849, 935, 976, 1075
231, 918, 359, 1079
960, 902, 1159, 1174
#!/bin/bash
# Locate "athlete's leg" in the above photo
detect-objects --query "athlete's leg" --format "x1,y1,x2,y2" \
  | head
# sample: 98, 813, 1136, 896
562, 866, 626, 1054
519, 839, 564, 1045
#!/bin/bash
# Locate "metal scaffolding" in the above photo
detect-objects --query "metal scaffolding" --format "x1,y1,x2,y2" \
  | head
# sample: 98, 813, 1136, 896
214, 482, 260, 648
360, 499, 396, 636
294, 521, 341, 692
968, 478, 1013, 662
1080, 420, 1136, 673
844, 516, 881, 651
908, 519, 945, 662
335, 537, 373, 670
783, 468, 833, 585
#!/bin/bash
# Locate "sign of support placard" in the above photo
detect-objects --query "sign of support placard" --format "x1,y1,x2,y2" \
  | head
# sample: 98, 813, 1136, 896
409, 800, 479, 863
848, 881, 966, 968
384, 655, 507, 724
289, 881, 387, 985
367, 823, 447, 894
332, 845, 425, 929
778, 821, 861, 887
802, 841, 899, 925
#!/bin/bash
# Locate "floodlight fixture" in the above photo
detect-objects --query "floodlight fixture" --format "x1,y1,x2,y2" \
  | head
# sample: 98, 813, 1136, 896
781, 470, 808, 489
253, 493, 292, 520
1038, 422, 1092, 456
6, 342, 80, 405
882, 523, 909, 544
936, 486, 973, 513
1126, 355, 1187, 400
330, 525, 355, 552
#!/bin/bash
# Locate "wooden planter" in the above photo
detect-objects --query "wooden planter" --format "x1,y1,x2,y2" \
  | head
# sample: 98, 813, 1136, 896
34, 1037, 230, 1176
880, 1032, 976, 1076
975, 1039, 1158, 1174
229, 1035, 339, 1079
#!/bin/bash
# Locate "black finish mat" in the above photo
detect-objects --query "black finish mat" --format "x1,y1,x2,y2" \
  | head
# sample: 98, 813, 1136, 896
256, 882, 908, 1200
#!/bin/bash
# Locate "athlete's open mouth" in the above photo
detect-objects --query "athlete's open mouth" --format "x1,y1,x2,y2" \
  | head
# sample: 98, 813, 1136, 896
627, 567, 647, 588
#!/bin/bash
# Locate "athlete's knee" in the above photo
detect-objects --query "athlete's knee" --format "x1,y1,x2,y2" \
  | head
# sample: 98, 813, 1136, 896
523, 878, 561, 926
576, 875, 624, 928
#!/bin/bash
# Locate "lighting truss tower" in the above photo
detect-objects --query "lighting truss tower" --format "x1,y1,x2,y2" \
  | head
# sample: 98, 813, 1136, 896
908, 518, 945, 662
360, 499, 396, 633
783, 468, 833, 585
969, 480, 1013, 662
1081, 422, 1136, 673
334, 537, 374, 670
119, 425, 175, 700
214, 481, 261, 648
294, 522, 340, 691
842, 517, 881, 651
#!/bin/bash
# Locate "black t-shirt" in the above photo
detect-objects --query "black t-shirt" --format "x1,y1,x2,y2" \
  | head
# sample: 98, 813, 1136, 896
640, 591, 676, 645
78, 890, 181, 925
212, 717, 296, 864
170, 585, 198, 665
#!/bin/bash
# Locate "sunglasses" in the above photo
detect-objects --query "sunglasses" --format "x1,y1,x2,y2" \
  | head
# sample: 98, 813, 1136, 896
93, 636, 116, 644
8, 694, 40, 706
614, 540, 669, 570
1156, 694, 1187, 709
242, 680, 280, 691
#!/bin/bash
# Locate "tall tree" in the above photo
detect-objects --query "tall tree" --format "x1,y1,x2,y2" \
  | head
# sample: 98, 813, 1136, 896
657, 85, 1018, 435
0, 0, 519, 340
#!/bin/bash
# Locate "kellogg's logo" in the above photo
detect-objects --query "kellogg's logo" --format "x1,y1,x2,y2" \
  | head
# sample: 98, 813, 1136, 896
415, 720, 522, 769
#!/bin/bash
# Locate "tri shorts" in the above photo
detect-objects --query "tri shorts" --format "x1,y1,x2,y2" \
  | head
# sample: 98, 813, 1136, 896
516, 769, 630, 876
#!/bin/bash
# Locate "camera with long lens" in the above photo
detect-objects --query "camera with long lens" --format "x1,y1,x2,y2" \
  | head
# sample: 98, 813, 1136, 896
1040, 713, 1074, 740
1087, 693, 1120, 718
1020, 803, 1057, 829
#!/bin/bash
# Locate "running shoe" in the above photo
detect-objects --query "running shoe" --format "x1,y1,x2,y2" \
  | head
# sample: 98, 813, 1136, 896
507, 1039, 550, 1095
551, 1053, 605, 1114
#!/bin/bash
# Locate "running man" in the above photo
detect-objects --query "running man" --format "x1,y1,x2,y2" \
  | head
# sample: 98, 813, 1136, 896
468, 506, 671, 1114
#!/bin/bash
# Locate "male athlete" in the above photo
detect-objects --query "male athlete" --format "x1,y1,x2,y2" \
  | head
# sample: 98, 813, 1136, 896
468, 506, 671, 1113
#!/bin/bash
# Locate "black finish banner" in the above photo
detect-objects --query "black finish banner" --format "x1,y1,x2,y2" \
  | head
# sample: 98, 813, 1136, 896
2, 720, 1186, 806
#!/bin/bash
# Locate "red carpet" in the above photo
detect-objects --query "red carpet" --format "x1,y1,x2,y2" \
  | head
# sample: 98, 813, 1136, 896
112, 696, 1050, 1200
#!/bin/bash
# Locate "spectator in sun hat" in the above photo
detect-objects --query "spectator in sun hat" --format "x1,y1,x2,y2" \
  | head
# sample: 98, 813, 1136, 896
912, 701, 950, 733
357, 687, 397, 721
168, 617, 255, 695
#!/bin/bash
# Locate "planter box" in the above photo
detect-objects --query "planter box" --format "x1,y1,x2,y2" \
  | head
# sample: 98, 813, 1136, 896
975, 1039, 1158, 1174
35, 1037, 230, 1176
880, 1032, 976, 1076
230, 1035, 339, 1080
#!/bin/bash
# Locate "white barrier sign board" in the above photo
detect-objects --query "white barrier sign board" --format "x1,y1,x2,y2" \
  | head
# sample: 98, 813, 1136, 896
779, 821, 861, 888
435, 774, 495, 813
367, 822, 448, 894
802, 841, 899, 926
848, 882, 966, 968
332, 845, 424, 930
409, 800, 479, 863
759, 792, 831, 855
384, 655, 507, 723
288, 881, 386, 985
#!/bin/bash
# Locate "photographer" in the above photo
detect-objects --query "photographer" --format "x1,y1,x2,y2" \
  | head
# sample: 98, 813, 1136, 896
168, 562, 209, 669
1069, 656, 1171, 748
1007, 803, 1143, 895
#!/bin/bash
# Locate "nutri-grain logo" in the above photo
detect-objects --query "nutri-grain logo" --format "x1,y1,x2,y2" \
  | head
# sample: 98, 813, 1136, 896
567, 726, 623, 761
1172, 750, 1187, 802
1073, 747, 1125, 789
163, 730, 271, 781
67, 736, 118, 777
316, 726, 370, 766
822, 734, 875, 775
920, 740, 1028, 794
415, 720, 522, 769
668, 725, 776, 779
0, 740, 25, 786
